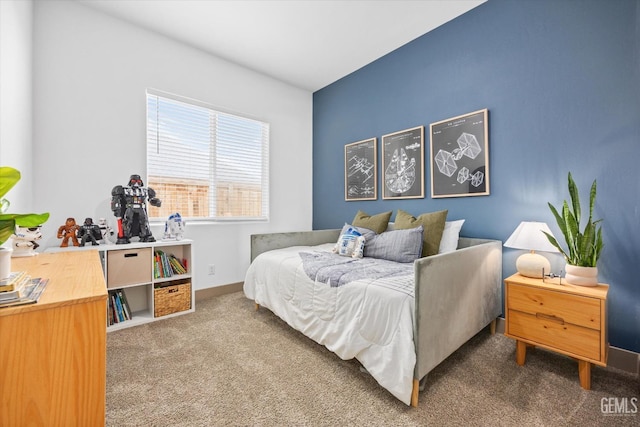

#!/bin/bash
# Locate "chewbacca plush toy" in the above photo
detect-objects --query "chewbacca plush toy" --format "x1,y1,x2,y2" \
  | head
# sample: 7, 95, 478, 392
57, 217, 80, 247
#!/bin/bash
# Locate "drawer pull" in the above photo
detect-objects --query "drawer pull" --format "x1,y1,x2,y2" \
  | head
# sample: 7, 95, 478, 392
536, 312, 565, 325
124, 253, 138, 258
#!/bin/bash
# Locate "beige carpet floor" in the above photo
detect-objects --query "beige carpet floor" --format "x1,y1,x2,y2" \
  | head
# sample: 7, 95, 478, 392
106, 292, 639, 426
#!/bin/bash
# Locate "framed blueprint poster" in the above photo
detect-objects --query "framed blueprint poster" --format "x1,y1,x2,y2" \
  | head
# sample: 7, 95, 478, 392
345, 138, 377, 201
429, 109, 489, 198
382, 126, 424, 199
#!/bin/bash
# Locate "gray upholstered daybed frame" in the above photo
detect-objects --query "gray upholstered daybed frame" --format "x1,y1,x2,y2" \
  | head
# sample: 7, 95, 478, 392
249, 229, 502, 407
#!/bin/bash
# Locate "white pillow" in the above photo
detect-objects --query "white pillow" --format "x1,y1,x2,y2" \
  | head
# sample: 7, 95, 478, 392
438, 220, 465, 254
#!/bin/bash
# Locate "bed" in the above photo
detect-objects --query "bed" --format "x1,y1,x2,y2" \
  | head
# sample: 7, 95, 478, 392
243, 222, 502, 407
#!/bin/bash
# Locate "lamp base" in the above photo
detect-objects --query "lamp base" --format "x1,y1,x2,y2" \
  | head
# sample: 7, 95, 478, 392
516, 252, 551, 278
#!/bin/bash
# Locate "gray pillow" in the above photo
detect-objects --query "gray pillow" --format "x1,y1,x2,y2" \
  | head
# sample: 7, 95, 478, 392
338, 223, 377, 241
364, 226, 424, 263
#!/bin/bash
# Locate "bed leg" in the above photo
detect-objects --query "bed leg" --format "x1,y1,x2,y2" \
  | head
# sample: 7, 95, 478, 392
490, 318, 497, 335
254, 302, 260, 311
411, 379, 419, 407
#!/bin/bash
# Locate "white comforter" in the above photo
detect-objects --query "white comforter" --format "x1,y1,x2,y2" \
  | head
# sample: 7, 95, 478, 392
243, 244, 416, 405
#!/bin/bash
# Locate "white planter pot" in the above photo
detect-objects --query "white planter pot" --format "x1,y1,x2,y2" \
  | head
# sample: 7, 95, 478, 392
565, 264, 598, 286
0, 247, 12, 280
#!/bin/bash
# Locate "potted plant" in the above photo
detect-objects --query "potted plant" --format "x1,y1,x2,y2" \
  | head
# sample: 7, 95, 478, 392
542, 172, 603, 286
0, 166, 50, 279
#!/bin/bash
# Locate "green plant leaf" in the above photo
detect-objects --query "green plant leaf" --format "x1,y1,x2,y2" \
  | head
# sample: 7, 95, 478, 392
0, 166, 50, 246
589, 179, 597, 222
594, 226, 604, 265
0, 167, 20, 199
582, 221, 595, 264
0, 219, 15, 246
542, 231, 568, 261
568, 172, 581, 229
16, 213, 50, 227
563, 202, 579, 263
548, 202, 568, 244
547, 172, 602, 267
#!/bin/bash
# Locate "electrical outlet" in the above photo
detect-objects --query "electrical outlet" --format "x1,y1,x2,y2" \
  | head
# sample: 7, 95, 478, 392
208, 264, 216, 275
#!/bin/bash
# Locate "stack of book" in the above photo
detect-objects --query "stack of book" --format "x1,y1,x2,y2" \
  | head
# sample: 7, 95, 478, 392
0, 271, 48, 308
153, 250, 188, 279
108, 289, 132, 325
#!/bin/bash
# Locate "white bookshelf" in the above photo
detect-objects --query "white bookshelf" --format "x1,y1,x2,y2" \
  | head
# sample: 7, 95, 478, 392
46, 239, 194, 331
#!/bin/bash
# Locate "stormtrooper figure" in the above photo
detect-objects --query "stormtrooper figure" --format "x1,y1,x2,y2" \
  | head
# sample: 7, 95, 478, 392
97, 217, 115, 244
12, 225, 43, 257
111, 174, 161, 244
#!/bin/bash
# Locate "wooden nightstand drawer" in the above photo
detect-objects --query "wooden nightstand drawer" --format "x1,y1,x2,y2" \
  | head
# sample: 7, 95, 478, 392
507, 283, 601, 330
508, 309, 601, 361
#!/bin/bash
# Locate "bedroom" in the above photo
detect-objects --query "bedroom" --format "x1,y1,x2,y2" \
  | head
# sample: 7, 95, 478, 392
1, 0, 638, 424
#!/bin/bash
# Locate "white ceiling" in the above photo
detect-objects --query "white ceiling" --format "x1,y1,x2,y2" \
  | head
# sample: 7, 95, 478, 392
77, 0, 485, 92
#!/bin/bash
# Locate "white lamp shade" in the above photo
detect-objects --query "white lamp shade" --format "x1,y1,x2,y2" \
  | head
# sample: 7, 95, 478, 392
504, 221, 559, 253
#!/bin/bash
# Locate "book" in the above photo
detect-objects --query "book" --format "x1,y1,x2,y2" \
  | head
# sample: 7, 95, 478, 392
107, 298, 114, 325
0, 277, 48, 308
0, 274, 31, 301
0, 271, 28, 293
114, 293, 125, 322
162, 253, 173, 277
118, 289, 132, 319
109, 293, 120, 323
168, 255, 187, 275
108, 289, 132, 325
155, 250, 181, 278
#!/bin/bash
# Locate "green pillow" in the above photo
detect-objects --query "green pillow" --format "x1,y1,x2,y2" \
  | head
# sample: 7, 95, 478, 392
394, 209, 448, 257
351, 210, 392, 234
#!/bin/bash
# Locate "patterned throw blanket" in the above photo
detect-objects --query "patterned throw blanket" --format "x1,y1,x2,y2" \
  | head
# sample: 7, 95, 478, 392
299, 251, 414, 294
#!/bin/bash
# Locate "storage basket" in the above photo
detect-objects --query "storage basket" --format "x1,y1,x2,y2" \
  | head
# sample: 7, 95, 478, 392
154, 281, 191, 317
107, 248, 152, 288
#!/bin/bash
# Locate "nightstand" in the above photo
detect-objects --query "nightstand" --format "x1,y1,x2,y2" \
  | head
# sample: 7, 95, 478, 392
504, 273, 608, 390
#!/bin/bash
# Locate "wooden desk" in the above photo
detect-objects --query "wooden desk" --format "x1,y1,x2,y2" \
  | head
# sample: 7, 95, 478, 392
0, 251, 108, 426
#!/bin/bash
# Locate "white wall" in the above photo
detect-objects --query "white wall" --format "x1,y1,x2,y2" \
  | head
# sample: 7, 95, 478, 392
30, 0, 313, 289
0, 0, 33, 216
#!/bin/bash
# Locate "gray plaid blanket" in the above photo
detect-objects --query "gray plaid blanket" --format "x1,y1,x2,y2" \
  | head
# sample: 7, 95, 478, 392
299, 251, 414, 295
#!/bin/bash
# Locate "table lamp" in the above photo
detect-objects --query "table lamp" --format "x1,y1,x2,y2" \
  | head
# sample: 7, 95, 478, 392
504, 221, 559, 278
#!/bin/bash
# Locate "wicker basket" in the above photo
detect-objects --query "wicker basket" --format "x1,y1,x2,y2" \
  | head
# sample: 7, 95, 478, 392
154, 281, 191, 317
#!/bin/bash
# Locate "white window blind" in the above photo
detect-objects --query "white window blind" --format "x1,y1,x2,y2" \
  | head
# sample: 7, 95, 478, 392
146, 90, 269, 221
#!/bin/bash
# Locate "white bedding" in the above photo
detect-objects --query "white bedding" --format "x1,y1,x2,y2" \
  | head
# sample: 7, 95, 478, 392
243, 243, 416, 405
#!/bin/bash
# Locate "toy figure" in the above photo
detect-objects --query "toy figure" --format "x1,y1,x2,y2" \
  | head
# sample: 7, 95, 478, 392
111, 174, 161, 244
78, 217, 102, 246
57, 217, 80, 247
11, 225, 43, 257
97, 217, 115, 244
163, 213, 185, 240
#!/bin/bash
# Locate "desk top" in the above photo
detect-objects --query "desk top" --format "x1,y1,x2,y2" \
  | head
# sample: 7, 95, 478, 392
0, 251, 107, 317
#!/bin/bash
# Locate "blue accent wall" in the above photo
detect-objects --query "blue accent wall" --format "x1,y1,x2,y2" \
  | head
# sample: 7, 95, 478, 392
313, 0, 640, 352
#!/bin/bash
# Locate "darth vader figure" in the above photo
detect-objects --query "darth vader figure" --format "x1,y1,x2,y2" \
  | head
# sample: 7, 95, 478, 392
111, 174, 161, 244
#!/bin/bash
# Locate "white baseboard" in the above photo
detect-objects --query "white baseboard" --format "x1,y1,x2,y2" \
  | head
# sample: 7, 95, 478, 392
195, 282, 243, 301
495, 317, 639, 376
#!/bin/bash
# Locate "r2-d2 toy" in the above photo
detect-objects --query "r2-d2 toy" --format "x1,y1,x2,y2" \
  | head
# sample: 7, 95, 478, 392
163, 213, 185, 240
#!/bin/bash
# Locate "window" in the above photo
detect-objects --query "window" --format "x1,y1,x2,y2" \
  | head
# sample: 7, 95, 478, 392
146, 90, 269, 221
